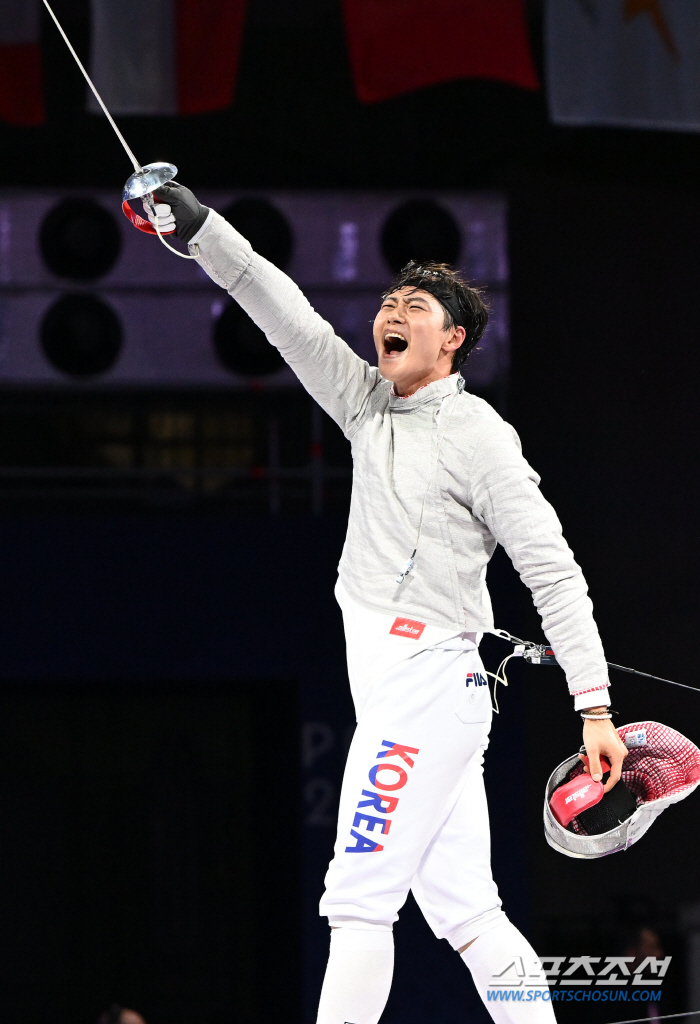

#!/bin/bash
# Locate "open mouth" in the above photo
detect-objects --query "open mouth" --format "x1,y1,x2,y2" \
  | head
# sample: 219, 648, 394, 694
383, 332, 408, 356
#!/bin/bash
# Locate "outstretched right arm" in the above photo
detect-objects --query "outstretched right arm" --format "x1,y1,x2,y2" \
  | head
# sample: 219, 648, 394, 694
150, 184, 381, 437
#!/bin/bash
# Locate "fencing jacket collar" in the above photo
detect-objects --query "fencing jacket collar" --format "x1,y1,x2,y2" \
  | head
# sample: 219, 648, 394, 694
388, 373, 460, 408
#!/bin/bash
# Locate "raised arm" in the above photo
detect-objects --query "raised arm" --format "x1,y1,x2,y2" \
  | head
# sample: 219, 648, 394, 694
149, 183, 381, 436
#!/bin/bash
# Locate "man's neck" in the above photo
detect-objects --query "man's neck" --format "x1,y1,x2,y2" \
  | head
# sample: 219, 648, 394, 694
392, 369, 455, 398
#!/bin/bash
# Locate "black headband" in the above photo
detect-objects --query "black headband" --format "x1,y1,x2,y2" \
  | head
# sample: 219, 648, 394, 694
388, 279, 467, 329
433, 291, 466, 330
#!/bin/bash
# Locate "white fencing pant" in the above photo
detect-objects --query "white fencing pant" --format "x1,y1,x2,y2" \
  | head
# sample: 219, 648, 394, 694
320, 581, 507, 951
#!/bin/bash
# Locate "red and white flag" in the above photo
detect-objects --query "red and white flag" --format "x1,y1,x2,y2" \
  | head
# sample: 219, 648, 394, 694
0, 0, 45, 125
342, 0, 538, 104
89, 0, 248, 116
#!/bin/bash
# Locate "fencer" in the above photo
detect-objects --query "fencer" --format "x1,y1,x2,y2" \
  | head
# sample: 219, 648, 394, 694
144, 184, 628, 1024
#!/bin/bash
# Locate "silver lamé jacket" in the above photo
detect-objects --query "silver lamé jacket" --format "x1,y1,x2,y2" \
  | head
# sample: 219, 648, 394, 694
190, 210, 610, 707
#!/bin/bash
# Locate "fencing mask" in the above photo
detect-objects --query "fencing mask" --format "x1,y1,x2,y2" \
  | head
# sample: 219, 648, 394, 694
544, 722, 700, 859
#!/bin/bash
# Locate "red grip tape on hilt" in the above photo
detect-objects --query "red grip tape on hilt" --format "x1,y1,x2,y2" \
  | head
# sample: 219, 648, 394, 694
122, 199, 176, 236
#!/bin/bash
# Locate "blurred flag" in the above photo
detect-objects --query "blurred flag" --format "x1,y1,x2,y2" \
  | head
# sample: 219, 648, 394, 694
342, 0, 538, 104
89, 0, 248, 115
0, 0, 45, 125
547, 0, 700, 131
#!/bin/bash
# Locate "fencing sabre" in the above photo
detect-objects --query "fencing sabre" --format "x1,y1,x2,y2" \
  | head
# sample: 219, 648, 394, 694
41, 0, 197, 260
486, 628, 700, 713
603, 1011, 700, 1024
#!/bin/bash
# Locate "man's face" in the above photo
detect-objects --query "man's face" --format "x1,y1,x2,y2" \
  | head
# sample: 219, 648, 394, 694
373, 287, 464, 395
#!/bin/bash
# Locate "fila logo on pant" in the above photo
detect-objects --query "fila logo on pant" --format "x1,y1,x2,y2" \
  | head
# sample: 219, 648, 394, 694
466, 671, 488, 687
344, 740, 420, 853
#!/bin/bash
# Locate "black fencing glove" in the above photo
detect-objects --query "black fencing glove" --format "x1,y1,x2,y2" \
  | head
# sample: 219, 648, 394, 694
145, 182, 210, 243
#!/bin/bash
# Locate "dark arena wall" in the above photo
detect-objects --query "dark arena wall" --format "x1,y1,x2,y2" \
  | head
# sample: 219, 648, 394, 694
1, 1, 700, 1023
0, 514, 527, 1024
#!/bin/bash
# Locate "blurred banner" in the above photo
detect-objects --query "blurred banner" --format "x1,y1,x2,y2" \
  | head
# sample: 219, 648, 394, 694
342, 0, 538, 103
88, 0, 248, 115
0, 0, 44, 125
547, 0, 700, 131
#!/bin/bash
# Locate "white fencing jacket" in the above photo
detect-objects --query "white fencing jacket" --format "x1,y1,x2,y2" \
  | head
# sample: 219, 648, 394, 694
191, 210, 610, 708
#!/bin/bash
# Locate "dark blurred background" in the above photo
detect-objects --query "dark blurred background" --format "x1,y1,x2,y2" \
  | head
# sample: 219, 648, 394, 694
0, 0, 699, 1022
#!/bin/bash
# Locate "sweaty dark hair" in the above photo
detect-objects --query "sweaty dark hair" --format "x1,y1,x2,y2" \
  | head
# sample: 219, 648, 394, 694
383, 260, 489, 373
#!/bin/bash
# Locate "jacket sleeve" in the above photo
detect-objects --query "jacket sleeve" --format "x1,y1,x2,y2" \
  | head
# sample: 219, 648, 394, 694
190, 209, 381, 436
468, 420, 610, 708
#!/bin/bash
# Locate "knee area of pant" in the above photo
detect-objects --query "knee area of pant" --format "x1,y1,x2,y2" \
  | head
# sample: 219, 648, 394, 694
329, 917, 393, 933
453, 913, 512, 955
328, 919, 394, 951
458, 937, 476, 954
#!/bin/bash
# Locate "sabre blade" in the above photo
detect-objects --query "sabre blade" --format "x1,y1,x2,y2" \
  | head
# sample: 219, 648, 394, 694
603, 1011, 700, 1024
41, 0, 142, 174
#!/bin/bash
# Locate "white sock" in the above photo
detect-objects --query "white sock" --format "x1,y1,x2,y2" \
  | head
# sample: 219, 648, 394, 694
316, 926, 394, 1024
460, 919, 556, 1024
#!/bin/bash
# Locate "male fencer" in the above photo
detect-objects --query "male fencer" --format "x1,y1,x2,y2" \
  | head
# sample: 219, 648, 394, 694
145, 185, 628, 1024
